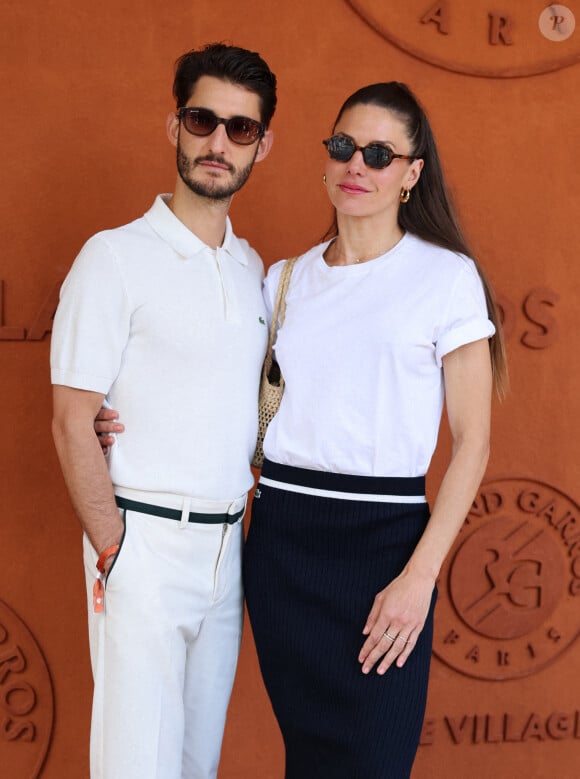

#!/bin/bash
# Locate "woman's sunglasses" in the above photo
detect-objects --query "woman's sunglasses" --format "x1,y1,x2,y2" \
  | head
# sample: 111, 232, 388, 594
178, 107, 265, 146
323, 134, 417, 170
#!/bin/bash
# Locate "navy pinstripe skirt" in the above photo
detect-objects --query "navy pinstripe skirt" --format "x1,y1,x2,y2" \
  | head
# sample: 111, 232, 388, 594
243, 460, 436, 779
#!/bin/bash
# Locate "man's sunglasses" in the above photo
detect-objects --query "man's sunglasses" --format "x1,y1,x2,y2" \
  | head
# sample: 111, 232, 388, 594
323, 134, 417, 170
177, 107, 265, 146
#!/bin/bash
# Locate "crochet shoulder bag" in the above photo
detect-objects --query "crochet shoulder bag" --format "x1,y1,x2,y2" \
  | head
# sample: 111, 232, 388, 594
252, 256, 298, 468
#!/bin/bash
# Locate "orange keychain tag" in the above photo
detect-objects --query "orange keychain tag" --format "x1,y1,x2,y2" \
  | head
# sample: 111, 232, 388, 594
93, 576, 105, 613
92, 543, 119, 613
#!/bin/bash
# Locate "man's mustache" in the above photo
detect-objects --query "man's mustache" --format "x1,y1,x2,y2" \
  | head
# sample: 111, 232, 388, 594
194, 154, 234, 172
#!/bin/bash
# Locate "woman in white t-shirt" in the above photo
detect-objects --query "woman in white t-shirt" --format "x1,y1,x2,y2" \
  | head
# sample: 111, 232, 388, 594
242, 82, 507, 779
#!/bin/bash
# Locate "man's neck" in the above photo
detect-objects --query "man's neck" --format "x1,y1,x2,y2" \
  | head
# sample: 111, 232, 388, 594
167, 181, 232, 249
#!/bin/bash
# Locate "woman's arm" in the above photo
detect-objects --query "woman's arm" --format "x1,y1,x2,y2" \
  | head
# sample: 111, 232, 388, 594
358, 338, 493, 673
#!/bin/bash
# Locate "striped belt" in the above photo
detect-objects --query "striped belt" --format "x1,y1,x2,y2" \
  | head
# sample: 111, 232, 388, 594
114, 487, 246, 525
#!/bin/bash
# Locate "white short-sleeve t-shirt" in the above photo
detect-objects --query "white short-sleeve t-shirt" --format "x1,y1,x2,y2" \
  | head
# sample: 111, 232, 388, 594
262, 233, 495, 477
51, 195, 268, 500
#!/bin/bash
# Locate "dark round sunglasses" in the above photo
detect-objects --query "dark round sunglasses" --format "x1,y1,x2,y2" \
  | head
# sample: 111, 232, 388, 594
178, 107, 265, 146
323, 134, 417, 170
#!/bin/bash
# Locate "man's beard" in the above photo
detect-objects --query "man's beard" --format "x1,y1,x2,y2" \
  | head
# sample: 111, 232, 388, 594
176, 144, 257, 201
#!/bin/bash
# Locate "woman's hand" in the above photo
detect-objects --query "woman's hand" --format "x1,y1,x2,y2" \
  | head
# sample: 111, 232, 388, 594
94, 407, 124, 455
358, 341, 492, 676
358, 569, 435, 674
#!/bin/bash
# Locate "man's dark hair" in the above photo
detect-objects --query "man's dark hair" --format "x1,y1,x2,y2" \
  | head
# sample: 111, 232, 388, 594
173, 43, 277, 127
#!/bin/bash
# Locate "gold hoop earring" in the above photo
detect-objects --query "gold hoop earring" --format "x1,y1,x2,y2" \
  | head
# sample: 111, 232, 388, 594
400, 188, 411, 203
322, 174, 327, 185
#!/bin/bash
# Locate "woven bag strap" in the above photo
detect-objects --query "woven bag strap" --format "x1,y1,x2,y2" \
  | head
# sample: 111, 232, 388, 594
265, 256, 298, 357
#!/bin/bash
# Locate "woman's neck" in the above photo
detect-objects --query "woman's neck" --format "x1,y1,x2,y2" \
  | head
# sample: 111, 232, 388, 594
325, 215, 405, 266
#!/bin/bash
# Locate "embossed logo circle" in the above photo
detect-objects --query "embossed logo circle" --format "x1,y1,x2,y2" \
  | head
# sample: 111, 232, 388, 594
539, 5, 576, 41
433, 479, 580, 680
345, 1, 580, 77
0, 600, 54, 778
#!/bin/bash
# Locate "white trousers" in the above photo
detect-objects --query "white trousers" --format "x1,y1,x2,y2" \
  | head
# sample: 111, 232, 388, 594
83, 502, 244, 779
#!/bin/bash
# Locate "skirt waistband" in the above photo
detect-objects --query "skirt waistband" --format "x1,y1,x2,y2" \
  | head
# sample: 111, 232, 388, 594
260, 459, 426, 504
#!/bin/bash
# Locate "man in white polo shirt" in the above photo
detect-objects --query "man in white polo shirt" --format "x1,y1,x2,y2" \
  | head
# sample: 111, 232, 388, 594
50, 43, 276, 779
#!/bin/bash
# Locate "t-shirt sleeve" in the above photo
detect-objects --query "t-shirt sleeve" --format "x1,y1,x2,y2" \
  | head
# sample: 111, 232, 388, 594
434, 260, 495, 367
50, 234, 131, 393
262, 259, 286, 327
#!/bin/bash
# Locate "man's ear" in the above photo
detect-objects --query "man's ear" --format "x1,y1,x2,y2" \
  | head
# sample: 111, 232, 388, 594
254, 129, 274, 163
166, 111, 179, 148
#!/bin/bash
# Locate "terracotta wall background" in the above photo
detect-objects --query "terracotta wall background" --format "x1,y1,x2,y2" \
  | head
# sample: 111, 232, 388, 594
1, 1, 579, 777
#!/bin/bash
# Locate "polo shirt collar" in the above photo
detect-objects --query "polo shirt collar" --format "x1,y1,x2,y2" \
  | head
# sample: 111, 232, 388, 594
143, 194, 248, 266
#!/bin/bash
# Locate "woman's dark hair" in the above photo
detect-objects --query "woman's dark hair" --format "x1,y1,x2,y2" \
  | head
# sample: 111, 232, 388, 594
173, 43, 277, 127
325, 82, 507, 396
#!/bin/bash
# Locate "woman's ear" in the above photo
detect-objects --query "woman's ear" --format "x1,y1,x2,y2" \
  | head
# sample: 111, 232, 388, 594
406, 158, 424, 190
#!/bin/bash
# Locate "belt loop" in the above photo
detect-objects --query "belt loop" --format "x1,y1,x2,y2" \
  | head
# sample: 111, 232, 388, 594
180, 497, 191, 528
228, 495, 247, 518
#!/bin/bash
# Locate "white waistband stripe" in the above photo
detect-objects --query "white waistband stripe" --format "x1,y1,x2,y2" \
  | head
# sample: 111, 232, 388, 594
258, 477, 426, 504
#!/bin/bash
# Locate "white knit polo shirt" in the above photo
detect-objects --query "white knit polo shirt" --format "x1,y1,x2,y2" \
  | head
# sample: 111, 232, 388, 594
51, 195, 268, 500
